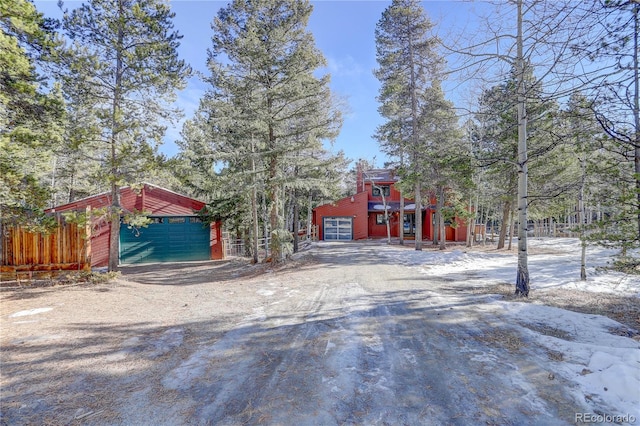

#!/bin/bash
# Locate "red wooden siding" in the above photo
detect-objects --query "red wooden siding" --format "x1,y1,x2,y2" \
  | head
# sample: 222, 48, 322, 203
368, 211, 401, 238
210, 221, 224, 260
313, 169, 468, 243
48, 184, 221, 266
142, 186, 205, 215
313, 191, 368, 240
88, 222, 111, 268
364, 181, 403, 202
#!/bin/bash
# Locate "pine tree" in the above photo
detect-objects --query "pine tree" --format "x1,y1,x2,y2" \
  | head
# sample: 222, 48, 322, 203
573, 0, 640, 249
374, 0, 442, 251
51, 81, 105, 205
563, 92, 603, 280
61, 0, 190, 271
0, 0, 64, 229
185, 0, 342, 262
417, 80, 472, 250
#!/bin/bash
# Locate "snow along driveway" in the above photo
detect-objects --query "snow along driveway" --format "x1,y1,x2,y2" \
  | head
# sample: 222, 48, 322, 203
1, 240, 638, 425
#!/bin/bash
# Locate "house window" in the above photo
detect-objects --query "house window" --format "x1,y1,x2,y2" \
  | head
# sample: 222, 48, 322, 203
189, 217, 203, 223
372, 185, 390, 197
150, 217, 164, 224
376, 214, 386, 225
168, 217, 186, 224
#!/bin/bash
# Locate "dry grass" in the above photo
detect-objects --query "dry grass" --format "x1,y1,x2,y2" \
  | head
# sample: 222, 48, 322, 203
476, 283, 640, 338
0, 270, 120, 289
519, 322, 575, 341
474, 327, 525, 353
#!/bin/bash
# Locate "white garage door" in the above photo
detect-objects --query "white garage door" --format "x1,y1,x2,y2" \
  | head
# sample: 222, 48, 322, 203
323, 217, 353, 241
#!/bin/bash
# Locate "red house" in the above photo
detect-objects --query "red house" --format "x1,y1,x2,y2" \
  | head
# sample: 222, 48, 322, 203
48, 184, 223, 267
313, 167, 468, 242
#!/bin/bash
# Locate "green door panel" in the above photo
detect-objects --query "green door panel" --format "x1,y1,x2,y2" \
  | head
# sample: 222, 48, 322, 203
119, 217, 210, 264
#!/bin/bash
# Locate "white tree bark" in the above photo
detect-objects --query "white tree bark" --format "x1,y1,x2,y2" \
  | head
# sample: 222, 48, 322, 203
515, 0, 530, 297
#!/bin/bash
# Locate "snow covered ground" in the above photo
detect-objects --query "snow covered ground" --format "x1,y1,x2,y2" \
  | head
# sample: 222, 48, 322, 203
376, 237, 640, 423
2, 237, 638, 425
376, 237, 638, 295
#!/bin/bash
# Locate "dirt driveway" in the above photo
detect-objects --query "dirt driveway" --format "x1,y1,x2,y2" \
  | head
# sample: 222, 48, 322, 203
1, 242, 596, 425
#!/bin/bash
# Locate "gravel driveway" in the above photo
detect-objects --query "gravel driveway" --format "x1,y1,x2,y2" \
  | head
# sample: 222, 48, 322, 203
1, 242, 590, 425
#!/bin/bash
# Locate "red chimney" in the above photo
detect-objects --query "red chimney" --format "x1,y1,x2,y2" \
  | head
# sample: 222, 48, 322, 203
356, 161, 364, 193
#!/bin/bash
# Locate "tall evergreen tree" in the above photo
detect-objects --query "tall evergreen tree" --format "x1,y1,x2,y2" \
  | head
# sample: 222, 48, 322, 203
474, 65, 564, 250
574, 0, 640, 248
183, 0, 342, 262
1, 0, 64, 229
474, 81, 518, 250
564, 92, 602, 279
417, 80, 472, 250
61, 0, 190, 271
374, 0, 442, 251
51, 79, 105, 205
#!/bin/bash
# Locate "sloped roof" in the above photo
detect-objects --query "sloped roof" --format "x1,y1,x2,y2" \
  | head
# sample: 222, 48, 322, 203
47, 183, 205, 215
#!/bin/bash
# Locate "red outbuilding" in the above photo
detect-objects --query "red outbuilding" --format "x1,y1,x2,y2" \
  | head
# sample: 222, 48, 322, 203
48, 184, 223, 267
313, 166, 468, 243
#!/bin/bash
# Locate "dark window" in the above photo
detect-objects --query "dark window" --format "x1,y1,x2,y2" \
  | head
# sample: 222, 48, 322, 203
168, 217, 186, 224
376, 214, 386, 225
372, 185, 390, 197
150, 217, 164, 224
189, 217, 203, 223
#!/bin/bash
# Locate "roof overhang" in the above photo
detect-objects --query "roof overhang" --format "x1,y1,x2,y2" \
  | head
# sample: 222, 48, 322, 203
368, 202, 431, 212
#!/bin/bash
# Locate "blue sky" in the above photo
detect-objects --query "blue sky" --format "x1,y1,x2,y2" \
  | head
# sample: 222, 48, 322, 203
35, 1, 487, 166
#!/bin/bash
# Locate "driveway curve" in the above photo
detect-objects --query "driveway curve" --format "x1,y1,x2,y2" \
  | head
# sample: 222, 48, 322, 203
1, 242, 589, 425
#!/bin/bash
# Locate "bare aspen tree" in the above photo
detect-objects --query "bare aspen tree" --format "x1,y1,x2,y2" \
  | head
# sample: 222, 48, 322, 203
445, 0, 597, 296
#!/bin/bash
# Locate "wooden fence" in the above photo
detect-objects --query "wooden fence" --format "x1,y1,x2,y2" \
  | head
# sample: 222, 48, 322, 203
1, 214, 91, 281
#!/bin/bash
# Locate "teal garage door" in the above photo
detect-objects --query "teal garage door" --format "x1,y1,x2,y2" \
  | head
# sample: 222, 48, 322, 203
120, 216, 210, 264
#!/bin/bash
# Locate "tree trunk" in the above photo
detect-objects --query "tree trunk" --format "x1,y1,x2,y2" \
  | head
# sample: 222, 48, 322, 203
293, 190, 300, 253
108, 184, 120, 272
466, 194, 475, 248
508, 205, 515, 251
409, 29, 421, 251
306, 195, 313, 240
497, 200, 510, 250
268, 154, 281, 261
433, 210, 438, 245
633, 5, 640, 243
515, 0, 530, 297
108, 0, 124, 273
262, 192, 269, 260
438, 186, 446, 250
251, 140, 259, 264
399, 192, 405, 246
579, 153, 587, 280
414, 182, 422, 250
480, 203, 486, 246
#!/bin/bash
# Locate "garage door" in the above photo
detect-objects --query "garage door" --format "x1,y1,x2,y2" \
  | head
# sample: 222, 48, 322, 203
120, 216, 210, 264
323, 217, 353, 241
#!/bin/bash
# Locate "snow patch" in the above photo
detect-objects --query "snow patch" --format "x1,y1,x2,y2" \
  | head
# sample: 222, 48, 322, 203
10, 307, 53, 318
